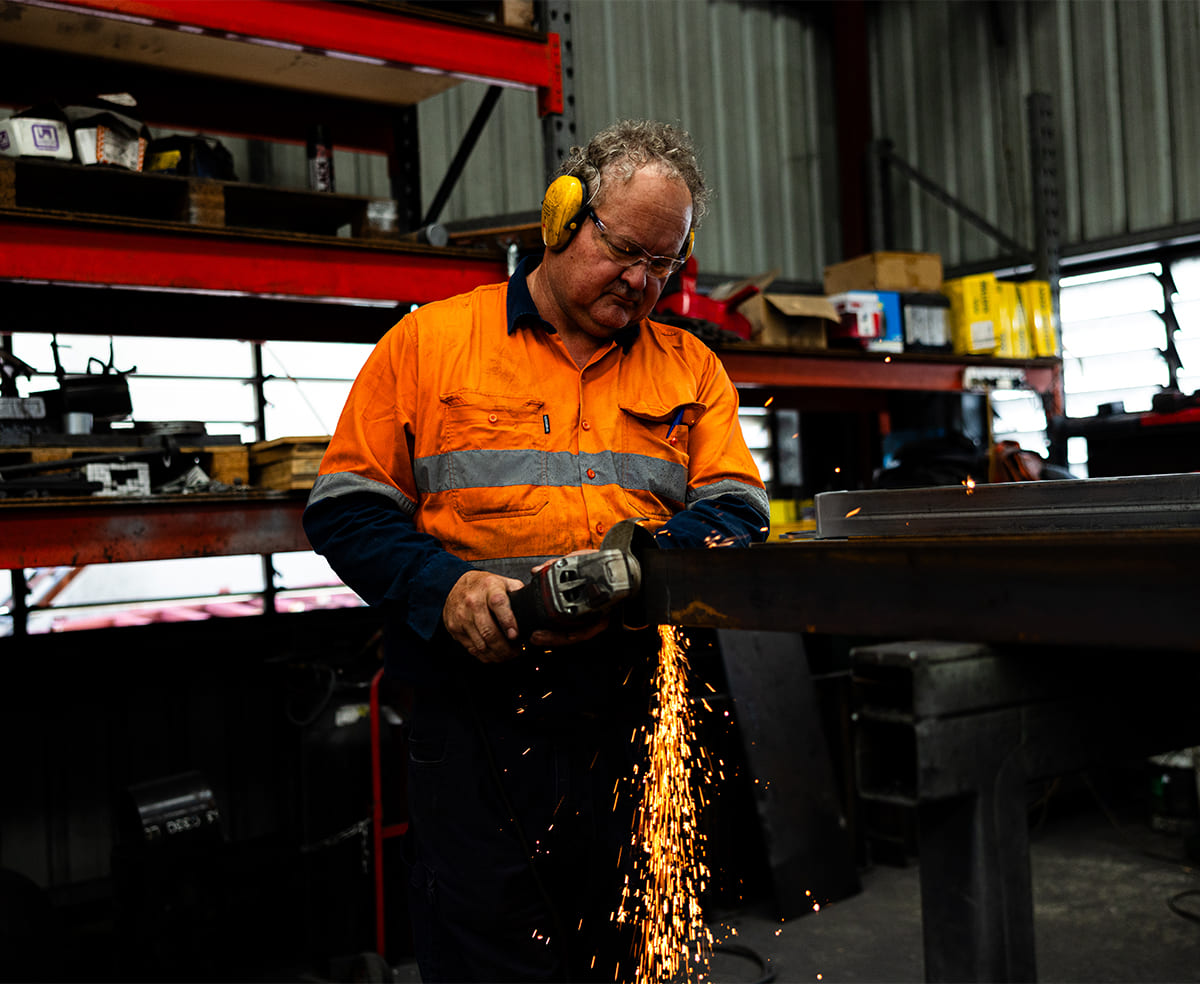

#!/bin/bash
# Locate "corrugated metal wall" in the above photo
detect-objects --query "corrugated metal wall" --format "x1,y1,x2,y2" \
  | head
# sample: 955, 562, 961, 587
870, 0, 1200, 270
285, 0, 1200, 283
416, 0, 841, 286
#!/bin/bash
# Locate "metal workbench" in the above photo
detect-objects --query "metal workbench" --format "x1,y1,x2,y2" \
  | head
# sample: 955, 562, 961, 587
648, 473, 1200, 982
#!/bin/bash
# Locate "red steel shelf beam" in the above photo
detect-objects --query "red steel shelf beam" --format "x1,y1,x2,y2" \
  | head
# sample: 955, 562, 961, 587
0, 493, 309, 569
721, 349, 1060, 398
0, 214, 506, 303
40, 0, 564, 114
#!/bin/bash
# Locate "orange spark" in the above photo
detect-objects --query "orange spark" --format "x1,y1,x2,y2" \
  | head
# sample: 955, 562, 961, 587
618, 625, 713, 981
764, 396, 774, 407
963, 476, 976, 495
844, 506, 861, 518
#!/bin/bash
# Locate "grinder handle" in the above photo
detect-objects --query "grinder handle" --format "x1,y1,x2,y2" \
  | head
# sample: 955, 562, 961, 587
507, 571, 552, 640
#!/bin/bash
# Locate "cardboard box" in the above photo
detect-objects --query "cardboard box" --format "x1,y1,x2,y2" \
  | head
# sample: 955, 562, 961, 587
823, 251, 943, 295
828, 292, 884, 344
900, 292, 952, 351
1018, 280, 1059, 357
62, 99, 149, 170
995, 282, 1032, 359
0, 116, 72, 159
871, 291, 904, 353
738, 293, 835, 350
85, 461, 151, 496
826, 290, 904, 353
943, 273, 999, 355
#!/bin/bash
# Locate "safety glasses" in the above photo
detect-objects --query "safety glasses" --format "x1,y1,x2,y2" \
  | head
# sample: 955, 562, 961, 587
587, 209, 686, 280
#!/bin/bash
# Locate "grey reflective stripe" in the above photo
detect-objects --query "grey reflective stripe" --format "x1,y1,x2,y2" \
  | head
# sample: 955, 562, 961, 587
612, 451, 686, 496
413, 448, 688, 500
307, 472, 416, 516
688, 480, 771, 519
415, 448, 546, 492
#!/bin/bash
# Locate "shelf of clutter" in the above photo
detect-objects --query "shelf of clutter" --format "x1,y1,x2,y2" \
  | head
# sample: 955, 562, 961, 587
659, 250, 1062, 411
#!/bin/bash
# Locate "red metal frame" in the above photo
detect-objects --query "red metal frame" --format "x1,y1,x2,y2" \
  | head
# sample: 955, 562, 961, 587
0, 215, 505, 303
47, 0, 564, 114
370, 666, 409, 960
720, 349, 1060, 397
1140, 406, 1200, 427
0, 493, 308, 568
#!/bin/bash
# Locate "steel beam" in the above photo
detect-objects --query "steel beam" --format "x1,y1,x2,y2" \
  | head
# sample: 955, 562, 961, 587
637, 529, 1200, 653
719, 349, 1059, 397
14, 0, 562, 104
814, 473, 1200, 538
0, 213, 504, 304
0, 493, 309, 568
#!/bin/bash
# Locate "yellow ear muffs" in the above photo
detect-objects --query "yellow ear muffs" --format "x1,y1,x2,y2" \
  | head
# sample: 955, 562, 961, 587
542, 174, 587, 250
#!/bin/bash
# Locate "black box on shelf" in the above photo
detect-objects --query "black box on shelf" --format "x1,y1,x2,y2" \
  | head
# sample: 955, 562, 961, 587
900, 292, 952, 352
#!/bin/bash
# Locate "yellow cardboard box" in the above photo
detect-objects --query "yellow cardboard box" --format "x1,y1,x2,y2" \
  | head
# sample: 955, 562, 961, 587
995, 281, 1032, 359
943, 273, 999, 355
1018, 280, 1059, 357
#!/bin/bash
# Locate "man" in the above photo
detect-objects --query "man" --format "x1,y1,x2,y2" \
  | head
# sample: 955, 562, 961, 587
303, 119, 768, 982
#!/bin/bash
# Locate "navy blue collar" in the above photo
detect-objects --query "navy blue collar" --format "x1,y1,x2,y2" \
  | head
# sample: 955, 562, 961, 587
507, 256, 555, 335
506, 255, 641, 352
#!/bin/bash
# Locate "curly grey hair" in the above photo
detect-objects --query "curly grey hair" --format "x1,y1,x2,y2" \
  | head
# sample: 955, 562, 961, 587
559, 119, 710, 229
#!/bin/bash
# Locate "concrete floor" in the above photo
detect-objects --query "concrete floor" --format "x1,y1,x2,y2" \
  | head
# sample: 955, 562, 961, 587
703, 798, 1200, 983
380, 781, 1200, 984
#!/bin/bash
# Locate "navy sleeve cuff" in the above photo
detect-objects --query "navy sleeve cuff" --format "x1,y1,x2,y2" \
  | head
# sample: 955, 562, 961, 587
407, 551, 476, 641
653, 494, 769, 550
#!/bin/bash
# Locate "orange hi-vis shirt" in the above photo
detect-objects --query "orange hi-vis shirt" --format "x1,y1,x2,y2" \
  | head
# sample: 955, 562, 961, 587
311, 275, 768, 580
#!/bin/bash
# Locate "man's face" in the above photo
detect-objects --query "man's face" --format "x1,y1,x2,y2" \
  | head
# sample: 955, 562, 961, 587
544, 167, 693, 343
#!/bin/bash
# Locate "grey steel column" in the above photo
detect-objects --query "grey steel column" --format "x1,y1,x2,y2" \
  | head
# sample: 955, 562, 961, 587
1027, 92, 1062, 296
539, 0, 578, 181
1028, 92, 1066, 460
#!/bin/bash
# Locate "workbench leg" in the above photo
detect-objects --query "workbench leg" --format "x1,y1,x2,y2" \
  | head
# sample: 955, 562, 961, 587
9, 569, 28, 638
916, 756, 1036, 983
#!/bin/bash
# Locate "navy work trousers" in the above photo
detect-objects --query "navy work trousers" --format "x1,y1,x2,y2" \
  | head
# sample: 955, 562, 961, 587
404, 643, 655, 982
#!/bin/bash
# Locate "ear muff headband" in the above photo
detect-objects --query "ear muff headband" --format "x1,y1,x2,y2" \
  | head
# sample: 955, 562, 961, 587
542, 174, 587, 250
541, 173, 698, 261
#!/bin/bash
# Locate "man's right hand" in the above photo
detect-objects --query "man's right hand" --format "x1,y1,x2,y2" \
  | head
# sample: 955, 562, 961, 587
443, 569, 525, 663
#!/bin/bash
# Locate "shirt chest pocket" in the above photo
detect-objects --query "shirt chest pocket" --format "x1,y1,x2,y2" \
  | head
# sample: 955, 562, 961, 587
439, 392, 549, 520
619, 400, 707, 459
617, 400, 706, 516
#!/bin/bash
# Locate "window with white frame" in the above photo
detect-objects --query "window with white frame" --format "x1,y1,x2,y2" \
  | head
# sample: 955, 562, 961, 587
992, 257, 1199, 477
2, 333, 375, 634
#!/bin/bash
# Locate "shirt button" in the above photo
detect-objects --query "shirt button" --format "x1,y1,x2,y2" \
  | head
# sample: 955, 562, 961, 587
595, 522, 605, 535
488, 413, 498, 423
586, 468, 596, 479
581, 420, 591, 431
